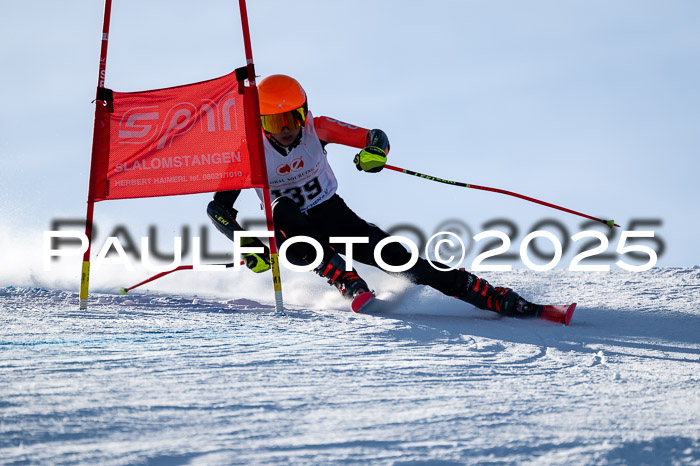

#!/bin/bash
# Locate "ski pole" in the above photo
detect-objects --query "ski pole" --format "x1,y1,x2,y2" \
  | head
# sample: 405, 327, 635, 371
383, 164, 619, 228
119, 262, 243, 294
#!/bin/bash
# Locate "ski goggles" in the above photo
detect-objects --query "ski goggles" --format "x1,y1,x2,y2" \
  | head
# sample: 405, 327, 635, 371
260, 107, 307, 134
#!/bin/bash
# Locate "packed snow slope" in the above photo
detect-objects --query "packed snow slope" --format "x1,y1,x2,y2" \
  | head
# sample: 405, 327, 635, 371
1, 267, 699, 465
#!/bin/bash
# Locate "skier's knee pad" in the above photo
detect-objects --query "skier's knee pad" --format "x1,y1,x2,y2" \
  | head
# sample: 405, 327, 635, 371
271, 196, 309, 234
272, 196, 299, 221
271, 196, 322, 265
207, 200, 241, 242
376, 239, 417, 268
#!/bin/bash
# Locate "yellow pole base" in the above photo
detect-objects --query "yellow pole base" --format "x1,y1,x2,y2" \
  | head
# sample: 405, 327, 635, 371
80, 261, 90, 310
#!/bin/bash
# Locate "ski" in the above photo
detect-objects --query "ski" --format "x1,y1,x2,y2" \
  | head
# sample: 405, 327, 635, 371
538, 303, 576, 326
351, 291, 376, 313
351, 293, 576, 325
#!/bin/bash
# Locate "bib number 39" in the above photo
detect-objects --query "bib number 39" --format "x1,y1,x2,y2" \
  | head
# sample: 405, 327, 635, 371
271, 177, 322, 207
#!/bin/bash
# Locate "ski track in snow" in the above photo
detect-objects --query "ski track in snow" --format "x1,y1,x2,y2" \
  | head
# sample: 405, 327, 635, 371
1, 268, 699, 465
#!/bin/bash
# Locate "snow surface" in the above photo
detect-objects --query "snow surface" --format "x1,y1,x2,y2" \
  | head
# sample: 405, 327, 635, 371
1, 267, 699, 465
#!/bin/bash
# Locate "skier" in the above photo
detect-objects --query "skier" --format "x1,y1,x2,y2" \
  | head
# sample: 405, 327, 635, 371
207, 74, 543, 319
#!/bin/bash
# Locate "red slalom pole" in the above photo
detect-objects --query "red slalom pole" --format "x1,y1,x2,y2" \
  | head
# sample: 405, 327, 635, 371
384, 164, 619, 228
119, 262, 244, 294
80, 0, 113, 309
119, 266, 195, 294
238, 0, 285, 314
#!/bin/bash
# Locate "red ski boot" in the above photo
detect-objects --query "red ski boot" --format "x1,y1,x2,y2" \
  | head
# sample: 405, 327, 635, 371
315, 254, 375, 312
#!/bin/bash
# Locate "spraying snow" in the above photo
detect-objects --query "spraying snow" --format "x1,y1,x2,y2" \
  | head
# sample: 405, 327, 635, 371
1, 267, 699, 464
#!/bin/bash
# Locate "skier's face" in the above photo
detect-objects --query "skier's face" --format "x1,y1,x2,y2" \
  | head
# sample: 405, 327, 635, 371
270, 126, 302, 147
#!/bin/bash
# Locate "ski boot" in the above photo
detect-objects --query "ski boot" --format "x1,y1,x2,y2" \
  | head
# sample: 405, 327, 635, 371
315, 254, 376, 312
315, 254, 370, 299
454, 272, 541, 319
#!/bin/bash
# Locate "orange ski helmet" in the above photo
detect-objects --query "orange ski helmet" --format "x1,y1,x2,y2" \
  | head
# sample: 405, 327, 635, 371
258, 74, 308, 133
